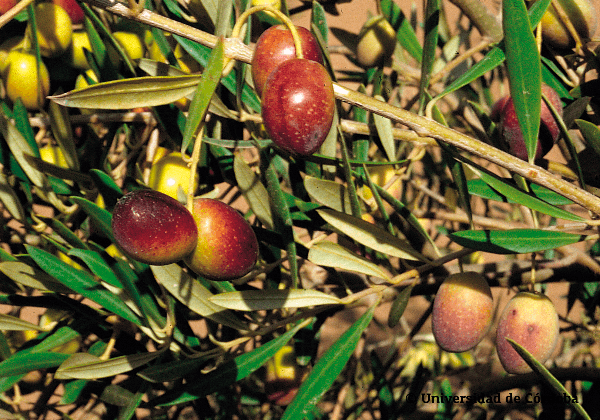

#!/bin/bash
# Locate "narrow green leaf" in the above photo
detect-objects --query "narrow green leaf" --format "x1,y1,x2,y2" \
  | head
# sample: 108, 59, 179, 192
0, 314, 43, 332
576, 119, 600, 158
25, 245, 141, 325
265, 154, 299, 287
418, 0, 440, 113
0, 173, 25, 222
150, 264, 247, 331
153, 320, 307, 406
388, 285, 413, 328
467, 178, 574, 206
435, 0, 550, 101
55, 352, 161, 380
448, 229, 585, 254
70, 196, 115, 242
175, 36, 261, 113
0, 261, 74, 294
181, 38, 224, 152
282, 305, 376, 420
0, 114, 46, 187
209, 290, 342, 311
43, 217, 88, 250
311, 1, 328, 45
503, 0, 542, 162
308, 241, 391, 281
372, 95, 396, 161
233, 154, 273, 229
468, 165, 584, 222
0, 352, 70, 378
305, 176, 354, 214
507, 338, 592, 420
48, 99, 79, 170
68, 249, 123, 289
137, 354, 211, 383
49, 75, 202, 110
317, 208, 425, 261
381, 0, 422, 62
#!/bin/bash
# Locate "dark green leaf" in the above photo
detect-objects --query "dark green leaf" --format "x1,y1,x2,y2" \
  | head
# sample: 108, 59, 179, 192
153, 320, 307, 406
70, 196, 115, 242
467, 179, 574, 206
503, 0, 541, 162
0, 352, 70, 378
26, 246, 141, 325
577, 119, 600, 158
418, 0, 440, 113
181, 38, 224, 152
388, 286, 413, 328
507, 339, 592, 420
282, 306, 375, 420
448, 229, 585, 254
469, 165, 584, 222
381, 0, 422, 62
175, 35, 261, 113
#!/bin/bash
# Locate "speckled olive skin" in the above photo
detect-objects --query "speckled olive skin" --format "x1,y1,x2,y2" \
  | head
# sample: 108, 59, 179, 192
251, 25, 323, 98
496, 292, 560, 374
492, 84, 563, 161
184, 198, 259, 280
432, 272, 493, 353
111, 190, 198, 265
261, 58, 335, 156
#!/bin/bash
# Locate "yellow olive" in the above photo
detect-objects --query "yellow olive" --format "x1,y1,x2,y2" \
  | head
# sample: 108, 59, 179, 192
28, 3, 73, 58
3, 50, 50, 110
39, 144, 69, 168
69, 30, 92, 70
0, 36, 23, 74
539, 0, 598, 49
251, 0, 281, 18
112, 31, 145, 61
147, 151, 198, 200
264, 344, 302, 406
356, 15, 396, 67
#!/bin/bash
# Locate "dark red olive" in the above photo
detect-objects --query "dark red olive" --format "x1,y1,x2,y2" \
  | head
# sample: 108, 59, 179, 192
261, 58, 335, 156
111, 190, 198, 265
252, 25, 323, 98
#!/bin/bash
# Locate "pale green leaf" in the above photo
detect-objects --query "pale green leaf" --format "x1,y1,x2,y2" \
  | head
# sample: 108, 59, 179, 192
181, 39, 224, 152
209, 289, 342, 311
308, 241, 391, 280
48, 100, 79, 170
233, 154, 273, 229
317, 208, 425, 261
55, 352, 161, 380
0, 173, 25, 221
49, 75, 202, 110
0, 261, 74, 294
150, 264, 248, 331
0, 115, 46, 187
373, 95, 396, 161
305, 176, 354, 214
0, 313, 43, 332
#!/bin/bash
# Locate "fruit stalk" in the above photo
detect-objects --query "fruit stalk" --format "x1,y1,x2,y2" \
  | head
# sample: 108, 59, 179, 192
232, 5, 304, 59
